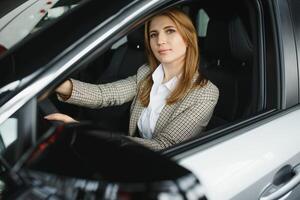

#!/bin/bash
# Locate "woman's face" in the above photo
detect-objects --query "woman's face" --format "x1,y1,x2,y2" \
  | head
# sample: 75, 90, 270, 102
149, 15, 187, 67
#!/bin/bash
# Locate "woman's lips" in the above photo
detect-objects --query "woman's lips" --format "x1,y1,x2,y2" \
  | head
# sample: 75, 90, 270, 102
158, 49, 171, 54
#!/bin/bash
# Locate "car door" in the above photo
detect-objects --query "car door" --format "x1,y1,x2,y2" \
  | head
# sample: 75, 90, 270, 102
179, 108, 300, 200
174, 0, 300, 199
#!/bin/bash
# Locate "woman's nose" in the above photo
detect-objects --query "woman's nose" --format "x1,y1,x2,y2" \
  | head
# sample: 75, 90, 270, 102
157, 33, 167, 45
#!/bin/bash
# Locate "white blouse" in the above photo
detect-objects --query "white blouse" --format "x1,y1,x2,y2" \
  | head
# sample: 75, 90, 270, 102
137, 64, 179, 139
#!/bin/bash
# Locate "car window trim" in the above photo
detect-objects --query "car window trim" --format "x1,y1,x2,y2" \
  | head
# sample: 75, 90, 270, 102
167, 103, 300, 160
272, 0, 299, 108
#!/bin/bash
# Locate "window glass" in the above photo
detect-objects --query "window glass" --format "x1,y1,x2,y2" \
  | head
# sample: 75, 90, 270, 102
196, 9, 209, 37
0, 118, 18, 151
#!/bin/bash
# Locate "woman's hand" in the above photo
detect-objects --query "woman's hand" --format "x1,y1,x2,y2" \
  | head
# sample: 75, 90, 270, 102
56, 80, 73, 100
44, 113, 78, 123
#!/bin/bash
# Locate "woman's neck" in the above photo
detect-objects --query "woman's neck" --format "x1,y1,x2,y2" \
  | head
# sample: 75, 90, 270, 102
162, 61, 184, 83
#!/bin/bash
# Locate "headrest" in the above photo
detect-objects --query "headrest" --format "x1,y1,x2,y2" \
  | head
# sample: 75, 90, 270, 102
127, 26, 145, 50
204, 17, 253, 61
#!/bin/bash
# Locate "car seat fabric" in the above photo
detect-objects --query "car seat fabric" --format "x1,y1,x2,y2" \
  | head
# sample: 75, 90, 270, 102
79, 27, 147, 132
99, 27, 146, 83
201, 17, 253, 129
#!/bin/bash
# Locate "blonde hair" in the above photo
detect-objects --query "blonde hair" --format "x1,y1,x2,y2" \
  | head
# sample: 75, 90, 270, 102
139, 8, 207, 106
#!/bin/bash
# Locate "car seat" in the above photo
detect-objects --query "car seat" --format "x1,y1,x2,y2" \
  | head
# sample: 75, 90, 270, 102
79, 26, 147, 132
200, 17, 254, 129
98, 26, 146, 83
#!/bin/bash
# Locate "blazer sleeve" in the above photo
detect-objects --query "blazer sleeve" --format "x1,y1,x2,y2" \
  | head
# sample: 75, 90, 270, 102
127, 83, 219, 151
63, 76, 137, 108
60, 65, 150, 109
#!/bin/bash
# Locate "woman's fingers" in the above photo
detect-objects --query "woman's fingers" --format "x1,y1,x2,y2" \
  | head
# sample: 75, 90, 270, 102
44, 113, 61, 120
44, 113, 78, 123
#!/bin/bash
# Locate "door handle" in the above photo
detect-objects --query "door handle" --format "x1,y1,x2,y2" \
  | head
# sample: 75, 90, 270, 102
260, 164, 300, 200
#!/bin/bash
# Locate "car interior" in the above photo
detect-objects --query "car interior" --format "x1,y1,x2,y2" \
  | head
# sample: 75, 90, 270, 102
0, 0, 264, 180
50, 0, 259, 135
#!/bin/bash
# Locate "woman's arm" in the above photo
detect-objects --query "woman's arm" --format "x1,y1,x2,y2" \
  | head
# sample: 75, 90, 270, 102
62, 75, 137, 108
46, 76, 139, 123
58, 65, 149, 109
48, 65, 149, 123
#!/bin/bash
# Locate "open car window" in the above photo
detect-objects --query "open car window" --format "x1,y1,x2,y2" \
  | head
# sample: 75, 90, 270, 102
43, 0, 275, 152
0, 0, 276, 155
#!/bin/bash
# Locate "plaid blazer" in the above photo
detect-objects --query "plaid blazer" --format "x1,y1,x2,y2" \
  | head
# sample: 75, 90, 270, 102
65, 65, 219, 151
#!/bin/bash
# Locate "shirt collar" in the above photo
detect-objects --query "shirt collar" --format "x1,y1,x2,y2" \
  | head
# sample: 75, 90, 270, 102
164, 76, 179, 91
152, 64, 164, 84
152, 64, 179, 91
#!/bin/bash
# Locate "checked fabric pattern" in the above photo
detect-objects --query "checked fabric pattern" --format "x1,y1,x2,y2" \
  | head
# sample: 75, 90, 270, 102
63, 65, 219, 151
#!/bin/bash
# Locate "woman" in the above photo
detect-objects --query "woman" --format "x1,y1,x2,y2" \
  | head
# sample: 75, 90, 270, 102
45, 9, 219, 151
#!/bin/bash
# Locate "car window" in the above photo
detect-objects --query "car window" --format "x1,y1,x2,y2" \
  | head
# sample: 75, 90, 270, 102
53, 0, 273, 149
0, 0, 278, 156
0, 98, 38, 169
0, 118, 18, 153
196, 9, 209, 37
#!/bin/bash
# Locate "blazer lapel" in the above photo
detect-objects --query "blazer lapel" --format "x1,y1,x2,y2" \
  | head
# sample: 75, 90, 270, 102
153, 102, 177, 136
129, 98, 144, 136
128, 72, 199, 137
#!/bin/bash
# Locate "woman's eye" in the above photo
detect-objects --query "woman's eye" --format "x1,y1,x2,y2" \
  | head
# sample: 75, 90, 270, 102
150, 33, 157, 38
166, 29, 175, 34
